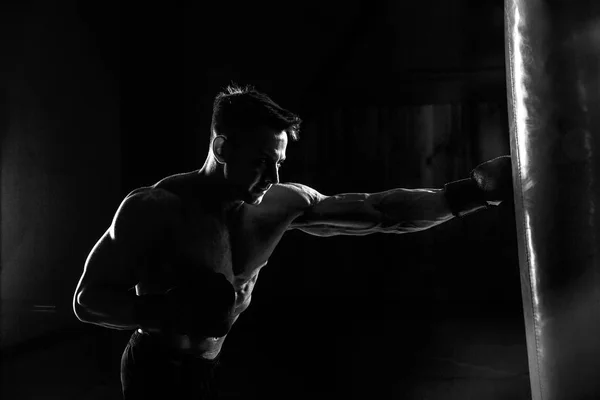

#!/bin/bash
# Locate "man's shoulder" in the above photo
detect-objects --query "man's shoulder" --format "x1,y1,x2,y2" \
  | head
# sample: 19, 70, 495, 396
124, 170, 209, 207
113, 184, 183, 232
121, 185, 182, 210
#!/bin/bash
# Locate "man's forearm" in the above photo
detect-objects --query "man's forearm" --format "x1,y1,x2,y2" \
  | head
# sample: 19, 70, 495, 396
74, 288, 161, 332
370, 188, 455, 233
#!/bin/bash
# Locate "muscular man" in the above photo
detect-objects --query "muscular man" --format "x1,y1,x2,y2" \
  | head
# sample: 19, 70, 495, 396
72, 85, 513, 399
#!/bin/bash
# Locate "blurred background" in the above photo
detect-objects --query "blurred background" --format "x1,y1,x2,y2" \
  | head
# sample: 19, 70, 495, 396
0, 1, 530, 399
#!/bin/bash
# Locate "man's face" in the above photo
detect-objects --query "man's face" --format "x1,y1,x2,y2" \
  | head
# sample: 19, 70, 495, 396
225, 126, 288, 205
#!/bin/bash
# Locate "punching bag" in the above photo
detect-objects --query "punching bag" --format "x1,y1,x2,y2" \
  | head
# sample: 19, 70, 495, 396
505, 1, 600, 399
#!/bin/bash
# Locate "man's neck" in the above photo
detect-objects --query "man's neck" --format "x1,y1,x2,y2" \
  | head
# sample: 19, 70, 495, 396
197, 162, 245, 213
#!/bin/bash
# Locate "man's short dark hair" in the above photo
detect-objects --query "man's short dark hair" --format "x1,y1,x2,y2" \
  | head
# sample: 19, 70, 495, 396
211, 84, 302, 144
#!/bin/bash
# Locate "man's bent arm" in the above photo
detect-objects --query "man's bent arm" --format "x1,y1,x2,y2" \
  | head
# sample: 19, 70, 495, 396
74, 284, 140, 331
73, 188, 181, 333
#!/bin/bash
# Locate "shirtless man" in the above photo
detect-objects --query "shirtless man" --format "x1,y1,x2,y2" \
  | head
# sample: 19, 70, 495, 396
72, 85, 513, 399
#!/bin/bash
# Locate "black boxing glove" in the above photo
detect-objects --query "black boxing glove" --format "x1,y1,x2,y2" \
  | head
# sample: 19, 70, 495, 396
444, 155, 514, 217
164, 270, 237, 337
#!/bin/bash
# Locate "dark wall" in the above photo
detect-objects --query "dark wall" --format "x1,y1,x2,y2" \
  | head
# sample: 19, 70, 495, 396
0, 1, 120, 347
123, 1, 507, 187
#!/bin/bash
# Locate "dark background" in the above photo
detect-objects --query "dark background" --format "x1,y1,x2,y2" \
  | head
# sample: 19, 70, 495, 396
1, 1, 530, 399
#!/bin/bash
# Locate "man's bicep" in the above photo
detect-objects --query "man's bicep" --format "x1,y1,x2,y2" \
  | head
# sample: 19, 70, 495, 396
77, 230, 137, 297
289, 191, 383, 235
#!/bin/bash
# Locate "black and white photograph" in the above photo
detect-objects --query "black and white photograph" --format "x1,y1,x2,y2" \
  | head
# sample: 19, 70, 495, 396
1, 1, 599, 399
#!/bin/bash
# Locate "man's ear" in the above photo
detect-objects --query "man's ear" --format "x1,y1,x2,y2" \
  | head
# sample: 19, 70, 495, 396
212, 135, 228, 164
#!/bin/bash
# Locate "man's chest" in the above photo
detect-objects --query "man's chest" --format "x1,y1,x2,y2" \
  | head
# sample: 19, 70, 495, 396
169, 203, 291, 282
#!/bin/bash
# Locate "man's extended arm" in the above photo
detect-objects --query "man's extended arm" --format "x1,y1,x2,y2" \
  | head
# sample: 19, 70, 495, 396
289, 156, 513, 237
291, 188, 453, 236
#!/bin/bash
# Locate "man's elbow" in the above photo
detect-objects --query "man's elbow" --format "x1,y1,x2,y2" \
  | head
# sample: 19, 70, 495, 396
72, 289, 95, 323
73, 303, 89, 324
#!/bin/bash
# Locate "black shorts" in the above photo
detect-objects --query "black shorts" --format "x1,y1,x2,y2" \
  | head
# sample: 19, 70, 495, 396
120, 330, 221, 399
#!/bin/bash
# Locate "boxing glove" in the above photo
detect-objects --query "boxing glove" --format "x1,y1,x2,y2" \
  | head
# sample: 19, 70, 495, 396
444, 155, 514, 217
134, 266, 237, 337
